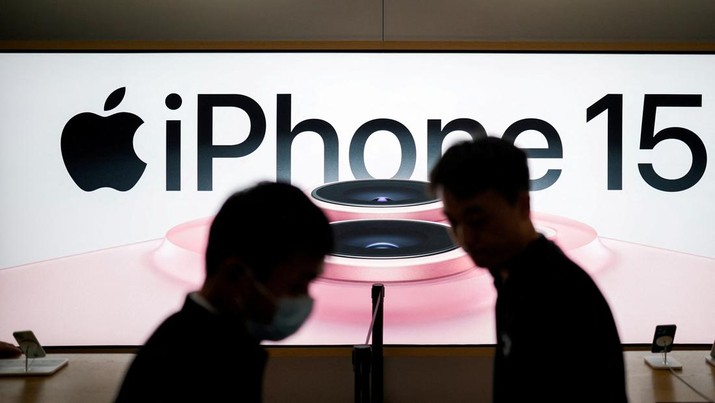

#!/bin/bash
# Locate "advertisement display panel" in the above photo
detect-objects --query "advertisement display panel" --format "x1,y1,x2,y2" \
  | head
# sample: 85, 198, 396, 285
0, 52, 713, 346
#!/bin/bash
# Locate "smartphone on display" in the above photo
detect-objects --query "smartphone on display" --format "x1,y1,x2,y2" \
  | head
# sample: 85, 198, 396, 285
650, 324, 676, 353
12, 330, 46, 358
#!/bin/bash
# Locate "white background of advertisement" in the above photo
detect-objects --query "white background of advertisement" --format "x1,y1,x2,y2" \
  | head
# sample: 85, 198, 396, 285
1, 53, 713, 269
1, 52, 713, 346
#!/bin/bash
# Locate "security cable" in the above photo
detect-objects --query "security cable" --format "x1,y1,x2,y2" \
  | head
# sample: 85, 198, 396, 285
667, 366, 715, 402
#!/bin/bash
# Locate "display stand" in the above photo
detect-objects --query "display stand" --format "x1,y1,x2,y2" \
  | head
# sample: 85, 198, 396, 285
0, 357, 69, 376
644, 329, 682, 370
0, 330, 69, 376
645, 350, 683, 369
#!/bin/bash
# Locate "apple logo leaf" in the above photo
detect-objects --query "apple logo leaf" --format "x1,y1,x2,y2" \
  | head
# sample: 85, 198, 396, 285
104, 87, 126, 111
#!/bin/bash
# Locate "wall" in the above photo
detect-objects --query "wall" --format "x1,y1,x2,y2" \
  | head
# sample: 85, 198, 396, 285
0, 3, 713, 402
2, 1, 715, 47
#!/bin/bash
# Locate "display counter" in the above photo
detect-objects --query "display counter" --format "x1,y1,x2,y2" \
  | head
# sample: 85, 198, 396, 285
0, 347, 713, 403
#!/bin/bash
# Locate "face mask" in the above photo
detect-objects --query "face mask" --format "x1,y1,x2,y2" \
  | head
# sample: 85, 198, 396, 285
247, 293, 314, 341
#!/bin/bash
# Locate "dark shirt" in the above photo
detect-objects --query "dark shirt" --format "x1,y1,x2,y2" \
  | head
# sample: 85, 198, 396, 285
491, 236, 627, 402
115, 294, 267, 403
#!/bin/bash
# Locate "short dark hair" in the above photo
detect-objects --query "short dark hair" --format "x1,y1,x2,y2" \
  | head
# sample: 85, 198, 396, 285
205, 181, 333, 281
429, 137, 530, 204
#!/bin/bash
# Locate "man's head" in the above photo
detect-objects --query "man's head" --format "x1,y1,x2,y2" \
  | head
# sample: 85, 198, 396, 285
429, 137, 538, 270
201, 181, 333, 336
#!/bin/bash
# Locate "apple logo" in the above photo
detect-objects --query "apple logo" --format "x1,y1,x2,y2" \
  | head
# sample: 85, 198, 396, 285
61, 87, 146, 191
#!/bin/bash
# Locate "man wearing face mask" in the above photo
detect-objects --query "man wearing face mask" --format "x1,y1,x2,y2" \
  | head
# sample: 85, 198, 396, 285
115, 181, 334, 403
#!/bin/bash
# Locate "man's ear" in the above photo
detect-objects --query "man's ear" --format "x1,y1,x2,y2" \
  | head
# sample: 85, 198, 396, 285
217, 257, 251, 281
517, 191, 531, 218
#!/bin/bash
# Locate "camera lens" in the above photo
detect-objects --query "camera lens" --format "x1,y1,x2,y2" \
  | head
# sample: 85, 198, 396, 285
366, 242, 399, 249
310, 179, 445, 222
331, 219, 456, 259
322, 219, 475, 282
312, 179, 435, 207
